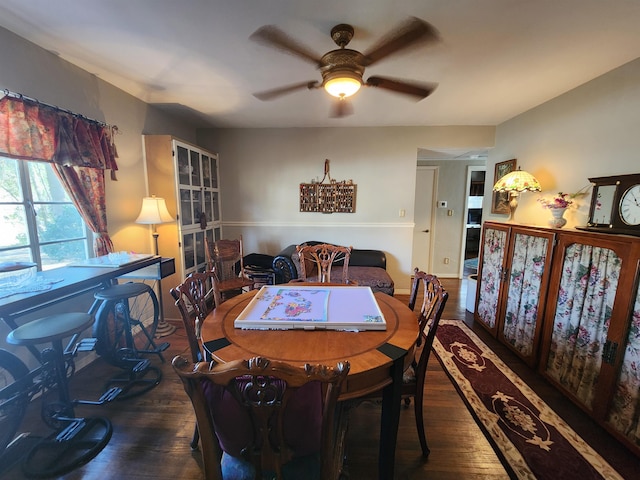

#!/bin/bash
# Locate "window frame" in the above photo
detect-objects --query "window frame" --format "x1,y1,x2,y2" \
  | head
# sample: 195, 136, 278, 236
0, 157, 92, 270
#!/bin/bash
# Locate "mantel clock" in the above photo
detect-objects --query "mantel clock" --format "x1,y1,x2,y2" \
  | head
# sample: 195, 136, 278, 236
579, 173, 640, 236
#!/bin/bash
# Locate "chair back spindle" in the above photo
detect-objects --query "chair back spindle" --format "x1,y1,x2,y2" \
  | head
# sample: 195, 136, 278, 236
205, 235, 254, 305
295, 243, 352, 284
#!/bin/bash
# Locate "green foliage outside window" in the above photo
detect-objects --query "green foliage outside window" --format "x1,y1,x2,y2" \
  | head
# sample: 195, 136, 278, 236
0, 157, 89, 268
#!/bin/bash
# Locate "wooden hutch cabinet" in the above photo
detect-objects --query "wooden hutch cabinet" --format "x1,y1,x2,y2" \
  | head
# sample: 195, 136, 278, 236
475, 222, 555, 367
476, 221, 640, 455
607, 275, 640, 453
144, 135, 221, 319
475, 222, 509, 335
538, 230, 640, 454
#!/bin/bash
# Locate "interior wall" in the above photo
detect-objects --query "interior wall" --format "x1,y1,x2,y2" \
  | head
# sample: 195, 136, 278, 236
8, 19, 638, 288
417, 159, 486, 277
197, 126, 495, 292
485, 56, 640, 229
0, 26, 198, 367
0, 26, 198, 255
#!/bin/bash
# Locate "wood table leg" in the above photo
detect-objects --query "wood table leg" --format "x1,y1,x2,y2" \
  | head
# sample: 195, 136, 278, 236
379, 356, 404, 480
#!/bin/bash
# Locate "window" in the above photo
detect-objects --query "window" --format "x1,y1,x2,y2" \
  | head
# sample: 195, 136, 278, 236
0, 156, 91, 270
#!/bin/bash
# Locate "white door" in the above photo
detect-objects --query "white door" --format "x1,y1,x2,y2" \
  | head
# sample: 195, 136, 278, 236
411, 167, 437, 273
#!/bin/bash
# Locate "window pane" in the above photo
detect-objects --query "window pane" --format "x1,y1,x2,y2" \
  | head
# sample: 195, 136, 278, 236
0, 157, 90, 270
0, 158, 22, 202
28, 162, 68, 202
0, 158, 29, 257
0, 204, 29, 248
213, 192, 220, 221
183, 232, 195, 270
35, 203, 85, 242
193, 190, 202, 223
202, 155, 211, 188
190, 150, 201, 186
40, 240, 88, 270
204, 191, 212, 222
195, 231, 205, 266
211, 157, 218, 189
177, 146, 190, 186
0, 247, 32, 264
180, 189, 193, 226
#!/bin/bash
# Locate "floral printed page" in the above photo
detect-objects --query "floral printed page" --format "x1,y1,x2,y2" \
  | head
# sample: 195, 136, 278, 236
259, 288, 329, 322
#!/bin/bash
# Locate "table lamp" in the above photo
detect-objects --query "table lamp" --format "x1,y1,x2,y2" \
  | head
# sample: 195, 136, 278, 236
493, 167, 541, 222
135, 195, 175, 337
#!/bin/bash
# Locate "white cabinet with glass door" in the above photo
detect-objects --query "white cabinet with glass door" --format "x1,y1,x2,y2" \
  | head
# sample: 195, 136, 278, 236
145, 135, 221, 319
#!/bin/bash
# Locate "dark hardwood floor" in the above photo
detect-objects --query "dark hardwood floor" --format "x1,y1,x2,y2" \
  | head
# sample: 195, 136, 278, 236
2, 278, 639, 479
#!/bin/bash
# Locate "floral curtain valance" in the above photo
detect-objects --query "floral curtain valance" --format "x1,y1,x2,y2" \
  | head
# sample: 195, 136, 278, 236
0, 95, 118, 175
0, 93, 119, 256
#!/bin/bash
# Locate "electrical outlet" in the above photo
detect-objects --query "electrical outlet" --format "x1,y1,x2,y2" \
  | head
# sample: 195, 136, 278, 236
444, 257, 450, 264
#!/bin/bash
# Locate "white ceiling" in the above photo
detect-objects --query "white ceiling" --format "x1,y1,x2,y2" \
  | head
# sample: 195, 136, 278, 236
1, 0, 639, 129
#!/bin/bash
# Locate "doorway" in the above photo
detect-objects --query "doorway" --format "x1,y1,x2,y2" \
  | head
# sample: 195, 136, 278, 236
411, 166, 437, 274
460, 166, 486, 277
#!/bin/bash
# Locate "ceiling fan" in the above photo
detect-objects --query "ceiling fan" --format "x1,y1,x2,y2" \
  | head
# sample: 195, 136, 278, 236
250, 17, 441, 117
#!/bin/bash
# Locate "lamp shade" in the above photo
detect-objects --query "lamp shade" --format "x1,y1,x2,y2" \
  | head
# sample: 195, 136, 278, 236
135, 196, 174, 224
493, 168, 541, 193
324, 70, 362, 98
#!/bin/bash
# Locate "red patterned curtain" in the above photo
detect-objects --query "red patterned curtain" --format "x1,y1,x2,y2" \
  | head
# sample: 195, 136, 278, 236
0, 95, 57, 160
52, 165, 114, 256
0, 95, 119, 256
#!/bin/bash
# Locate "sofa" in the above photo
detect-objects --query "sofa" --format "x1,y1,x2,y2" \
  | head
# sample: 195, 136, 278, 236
272, 241, 394, 296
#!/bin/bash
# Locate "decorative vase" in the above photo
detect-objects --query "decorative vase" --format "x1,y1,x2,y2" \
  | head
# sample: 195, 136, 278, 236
548, 207, 567, 228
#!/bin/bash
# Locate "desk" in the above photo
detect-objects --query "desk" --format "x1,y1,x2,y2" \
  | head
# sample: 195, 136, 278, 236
0, 255, 163, 360
201, 289, 418, 480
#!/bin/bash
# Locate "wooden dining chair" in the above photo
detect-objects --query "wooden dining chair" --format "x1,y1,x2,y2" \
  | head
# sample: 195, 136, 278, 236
170, 270, 216, 449
404, 269, 449, 457
172, 355, 350, 480
206, 235, 254, 305
357, 268, 447, 458
295, 243, 352, 284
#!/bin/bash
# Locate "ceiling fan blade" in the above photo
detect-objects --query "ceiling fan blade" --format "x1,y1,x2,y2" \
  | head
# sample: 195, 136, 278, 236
362, 17, 440, 66
253, 81, 319, 101
330, 98, 354, 118
366, 76, 438, 100
250, 25, 323, 66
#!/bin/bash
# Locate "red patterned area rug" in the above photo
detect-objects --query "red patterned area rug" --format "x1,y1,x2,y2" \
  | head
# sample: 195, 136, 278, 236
433, 319, 622, 480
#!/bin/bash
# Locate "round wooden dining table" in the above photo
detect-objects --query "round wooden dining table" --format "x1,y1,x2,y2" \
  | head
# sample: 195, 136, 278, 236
201, 288, 418, 480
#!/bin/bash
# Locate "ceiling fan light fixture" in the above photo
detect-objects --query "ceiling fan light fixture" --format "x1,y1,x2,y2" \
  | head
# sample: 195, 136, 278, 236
251, 18, 441, 113
324, 71, 362, 98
